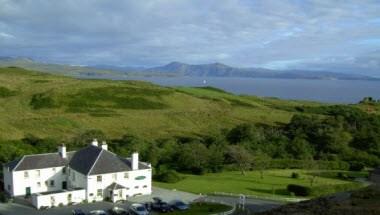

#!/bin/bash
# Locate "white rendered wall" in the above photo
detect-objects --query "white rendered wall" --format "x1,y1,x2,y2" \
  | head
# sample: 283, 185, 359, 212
31, 189, 85, 209
12, 166, 67, 196
86, 168, 152, 202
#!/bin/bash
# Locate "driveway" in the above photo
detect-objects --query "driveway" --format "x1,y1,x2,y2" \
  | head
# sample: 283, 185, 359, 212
0, 187, 200, 215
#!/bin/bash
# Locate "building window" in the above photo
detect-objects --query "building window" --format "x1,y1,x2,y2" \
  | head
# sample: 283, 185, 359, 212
62, 167, 66, 174
97, 189, 102, 197
36, 170, 40, 177
45, 181, 48, 186
134, 186, 139, 189
112, 173, 117, 180
124, 172, 129, 179
97, 175, 102, 182
24, 171, 29, 179
50, 180, 55, 187
37, 182, 41, 188
143, 185, 147, 188
89, 193, 94, 197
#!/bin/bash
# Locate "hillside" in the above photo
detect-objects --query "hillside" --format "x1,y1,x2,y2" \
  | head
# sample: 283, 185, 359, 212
0, 67, 325, 141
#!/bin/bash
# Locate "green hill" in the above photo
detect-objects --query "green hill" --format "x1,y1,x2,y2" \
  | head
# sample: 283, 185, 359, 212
0, 67, 323, 141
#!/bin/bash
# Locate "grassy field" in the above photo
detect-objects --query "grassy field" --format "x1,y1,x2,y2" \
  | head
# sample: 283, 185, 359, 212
0, 66, 376, 141
154, 170, 366, 199
0, 67, 326, 141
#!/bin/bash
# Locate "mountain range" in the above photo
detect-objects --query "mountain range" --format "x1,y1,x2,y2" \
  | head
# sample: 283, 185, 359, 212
0, 57, 378, 81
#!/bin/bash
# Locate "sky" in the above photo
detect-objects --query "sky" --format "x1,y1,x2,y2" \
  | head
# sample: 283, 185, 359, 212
0, 0, 379, 75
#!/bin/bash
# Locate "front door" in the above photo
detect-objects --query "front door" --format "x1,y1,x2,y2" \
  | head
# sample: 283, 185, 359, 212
25, 187, 31, 196
62, 181, 67, 190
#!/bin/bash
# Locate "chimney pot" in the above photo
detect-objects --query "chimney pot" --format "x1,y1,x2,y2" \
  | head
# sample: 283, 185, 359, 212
101, 141, 108, 151
91, 139, 98, 147
132, 152, 139, 170
58, 144, 67, 158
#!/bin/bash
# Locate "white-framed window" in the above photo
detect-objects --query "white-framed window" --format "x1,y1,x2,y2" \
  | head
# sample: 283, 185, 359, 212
24, 171, 29, 179
112, 173, 117, 180
37, 182, 41, 188
134, 186, 139, 189
50, 180, 55, 187
36, 170, 40, 177
124, 172, 129, 179
97, 189, 102, 197
97, 175, 102, 182
143, 185, 147, 188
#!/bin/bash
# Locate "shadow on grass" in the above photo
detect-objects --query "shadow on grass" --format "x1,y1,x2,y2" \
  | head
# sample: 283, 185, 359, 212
246, 187, 290, 196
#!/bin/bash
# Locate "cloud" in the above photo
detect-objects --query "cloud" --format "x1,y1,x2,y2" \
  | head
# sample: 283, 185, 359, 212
0, 0, 379, 75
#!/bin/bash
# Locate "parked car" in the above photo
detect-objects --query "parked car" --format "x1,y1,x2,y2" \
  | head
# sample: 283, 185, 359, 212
72, 209, 86, 215
109, 207, 128, 215
129, 203, 150, 215
151, 197, 173, 213
89, 210, 107, 215
170, 200, 189, 211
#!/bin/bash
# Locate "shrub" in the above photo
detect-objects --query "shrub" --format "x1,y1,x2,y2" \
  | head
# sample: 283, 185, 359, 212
337, 172, 348, 179
154, 170, 184, 183
291, 172, 300, 179
58, 203, 64, 207
349, 161, 365, 171
287, 184, 311, 196
0, 86, 16, 98
0, 192, 8, 203
30, 93, 56, 109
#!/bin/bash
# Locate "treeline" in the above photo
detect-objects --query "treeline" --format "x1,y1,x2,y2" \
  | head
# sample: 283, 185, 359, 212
0, 105, 379, 178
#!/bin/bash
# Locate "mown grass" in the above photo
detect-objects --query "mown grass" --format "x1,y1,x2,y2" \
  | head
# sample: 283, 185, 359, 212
0, 67, 325, 140
154, 170, 365, 198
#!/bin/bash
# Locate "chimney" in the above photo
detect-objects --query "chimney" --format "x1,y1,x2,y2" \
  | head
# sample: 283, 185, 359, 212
91, 139, 98, 147
58, 144, 67, 158
132, 152, 139, 170
101, 141, 108, 151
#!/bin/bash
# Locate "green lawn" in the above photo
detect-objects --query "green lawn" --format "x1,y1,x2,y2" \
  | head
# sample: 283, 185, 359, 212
169, 202, 233, 215
154, 170, 365, 199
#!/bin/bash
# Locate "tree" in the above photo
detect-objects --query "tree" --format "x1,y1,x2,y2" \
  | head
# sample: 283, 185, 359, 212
227, 145, 252, 176
252, 151, 271, 179
176, 142, 210, 175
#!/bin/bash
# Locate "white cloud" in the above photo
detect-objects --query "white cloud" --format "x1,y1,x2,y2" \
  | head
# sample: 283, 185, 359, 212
0, 0, 379, 75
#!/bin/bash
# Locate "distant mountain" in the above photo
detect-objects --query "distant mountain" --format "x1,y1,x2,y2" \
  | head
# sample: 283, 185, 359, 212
1, 57, 378, 81
147, 62, 378, 80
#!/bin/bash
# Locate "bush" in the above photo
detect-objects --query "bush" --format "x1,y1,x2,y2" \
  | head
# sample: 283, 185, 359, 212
0, 86, 16, 98
30, 93, 56, 109
287, 184, 311, 196
0, 192, 8, 203
349, 161, 365, 171
291, 172, 300, 179
154, 170, 183, 183
337, 172, 348, 179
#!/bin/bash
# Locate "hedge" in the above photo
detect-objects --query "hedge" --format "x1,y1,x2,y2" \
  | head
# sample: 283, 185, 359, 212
287, 184, 311, 196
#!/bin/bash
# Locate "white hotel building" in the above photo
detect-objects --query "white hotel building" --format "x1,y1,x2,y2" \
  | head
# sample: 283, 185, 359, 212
2, 139, 152, 209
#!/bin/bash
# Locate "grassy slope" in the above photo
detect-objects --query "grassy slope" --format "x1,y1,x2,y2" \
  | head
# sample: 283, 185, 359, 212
154, 170, 365, 198
0, 67, 322, 141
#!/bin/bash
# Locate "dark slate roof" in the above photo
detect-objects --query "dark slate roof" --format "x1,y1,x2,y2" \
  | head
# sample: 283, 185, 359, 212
4, 151, 75, 171
69, 145, 102, 175
89, 150, 133, 175
107, 182, 126, 190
